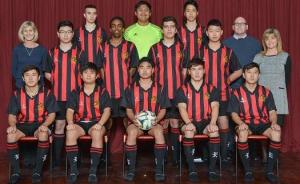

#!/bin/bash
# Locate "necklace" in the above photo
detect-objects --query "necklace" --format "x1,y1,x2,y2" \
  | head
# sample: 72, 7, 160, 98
25, 47, 34, 56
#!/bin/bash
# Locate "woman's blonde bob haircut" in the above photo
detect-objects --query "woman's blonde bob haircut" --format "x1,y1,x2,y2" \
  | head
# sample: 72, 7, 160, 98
261, 28, 283, 55
18, 21, 39, 42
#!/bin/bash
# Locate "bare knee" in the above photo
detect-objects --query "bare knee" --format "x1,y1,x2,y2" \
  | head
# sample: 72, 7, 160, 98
152, 126, 165, 144
37, 131, 49, 141
270, 130, 281, 142
7, 133, 18, 143
238, 130, 248, 142
66, 129, 78, 145
126, 126, 139, 145
55, 120, 66, 134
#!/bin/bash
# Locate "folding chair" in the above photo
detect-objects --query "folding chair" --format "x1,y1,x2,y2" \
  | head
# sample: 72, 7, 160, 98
65, 135, 108, 176
235, 135, 279, 178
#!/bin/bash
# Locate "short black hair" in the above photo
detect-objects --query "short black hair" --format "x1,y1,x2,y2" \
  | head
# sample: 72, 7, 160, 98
161, 16, 178, 27
207, 19, 223, 29
84, 4, 97, 10
22, 65, 40, 76
57, 20, 74, 31
110, 16, 125, 28
138, 57, 155, 67
187, 57, 205, 69
134, 0, 151, 11
243, 62, 260, 73
80, 62, 99, 74
184, 0, 199, 11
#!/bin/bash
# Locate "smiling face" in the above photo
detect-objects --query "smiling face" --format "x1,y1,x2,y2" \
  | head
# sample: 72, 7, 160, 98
22, 26, 36, 42
135, 4, 151, 24
232, 17, 248, 35
264, 33, 278, 50
110, 19, 124, 39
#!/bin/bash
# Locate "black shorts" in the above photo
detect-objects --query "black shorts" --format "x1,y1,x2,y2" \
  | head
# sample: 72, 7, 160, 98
180, 120, 210, 134
235, 122, 271, 135
165, 99, 180, 119
56, 101, 67, 120
219, 101, 228, 116
111, 98, 126, 118
16, 122, 40, 136
77, 121, 108, 135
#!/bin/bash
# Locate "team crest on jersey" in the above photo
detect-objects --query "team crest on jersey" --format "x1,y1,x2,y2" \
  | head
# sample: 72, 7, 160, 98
21, 104, 26, 109
79, 101, 84, 106
223, 56, 229, 63
94, 100, 99, 107
151, 96, 157, 103
176, 51, 182, 60
54, 57, 59, 63
240, 97, 246, 103
122, 52, 129, 60
97, 36, 102, 44
71, 56, 77, 63
38, 103, 44, 111
197, 37, 202, 44
259, 95, 266, 102
205, 92, 210, 99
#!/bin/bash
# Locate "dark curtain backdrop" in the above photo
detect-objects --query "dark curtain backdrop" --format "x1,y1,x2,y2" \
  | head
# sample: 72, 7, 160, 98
0, 0, 299, 152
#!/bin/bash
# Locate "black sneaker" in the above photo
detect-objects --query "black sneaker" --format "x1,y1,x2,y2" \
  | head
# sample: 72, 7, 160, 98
68, 173, 78, 183
88, 173, 98, 183
244, 172, 254, 182
266, 172, 278, 183
208, 172, 220, 182
9, 173, 20, 184
155, 173, 165, 182
124, 172, 135, 181
188, 172, 199, 182
32, 173, 42, 183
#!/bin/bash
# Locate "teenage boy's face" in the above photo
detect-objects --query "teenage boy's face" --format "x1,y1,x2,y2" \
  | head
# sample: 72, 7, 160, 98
110, 19, 124, 38
243, 67, 260, 85
57, 26, 74, 44
84, 8, 97, 24
23, 26, 35, 42
162, 21, 177, 39
206, 25, 223, 42
81, 69, 97, 84
184, 4, 198, 22
138, 62, 153, 79
135, 4, 151, 23
23, 69, 40, 87
188, 64, 205, 82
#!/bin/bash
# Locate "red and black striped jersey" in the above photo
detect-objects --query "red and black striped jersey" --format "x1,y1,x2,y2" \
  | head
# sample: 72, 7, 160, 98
121, 82, 171, 115
176, 82, 219, 122
75, 26, 107, 64
198, 44, 241, 101
99, 40, 139, 99
148, 40, 186, 99
67, 85, 111, 122
228, 85, 276, 125
43, 45, 81, 102
8, 86, 58, 123
179, 24, 206, 61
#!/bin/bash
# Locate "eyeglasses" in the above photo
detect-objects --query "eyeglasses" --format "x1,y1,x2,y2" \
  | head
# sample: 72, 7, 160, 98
234, 23, 247, 26
58, 31, 73, 34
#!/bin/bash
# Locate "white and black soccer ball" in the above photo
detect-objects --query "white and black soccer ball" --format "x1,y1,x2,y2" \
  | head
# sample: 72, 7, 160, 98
136, 110, 156, 130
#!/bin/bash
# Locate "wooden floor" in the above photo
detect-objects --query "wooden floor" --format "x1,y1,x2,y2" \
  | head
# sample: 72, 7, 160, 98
0, 145, 299, 184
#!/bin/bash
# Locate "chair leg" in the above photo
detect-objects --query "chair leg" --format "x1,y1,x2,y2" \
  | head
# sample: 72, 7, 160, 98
235, 136, 238, 178
65, 155, 68, 177
49, 143, 53, 175
219, 151, 222, 176
105, 138, 108, 177
8, 162, 11, 180
122, 135, 126, 177
179, 135, 182, 177
276, 158, 279, 177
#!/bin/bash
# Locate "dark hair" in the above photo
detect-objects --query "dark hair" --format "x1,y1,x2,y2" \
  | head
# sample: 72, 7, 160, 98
110, 16, 125, 28
161, 16, 178, 28
138, 57, 155, 67
184, 0, 198, 11
207, 19, 223, 29
243, 62, 260, 73
80, 62, 99, 74
22, 65, 40, 76
57, 20, 74, 31
135, 1, 151, 11
84, 4, 97, 10
184, 57, 205, 83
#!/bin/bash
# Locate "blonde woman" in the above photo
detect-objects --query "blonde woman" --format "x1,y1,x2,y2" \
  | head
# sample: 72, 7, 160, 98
12, 21, 47, 88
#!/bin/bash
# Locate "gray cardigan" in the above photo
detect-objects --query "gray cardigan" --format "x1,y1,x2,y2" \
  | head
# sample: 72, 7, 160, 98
253, 52, 289, 114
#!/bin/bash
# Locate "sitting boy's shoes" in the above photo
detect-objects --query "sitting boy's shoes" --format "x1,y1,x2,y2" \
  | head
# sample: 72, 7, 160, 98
31, 173, 42, 183
9, 173, 20, 184
88, 174, 98, 183
124, 172, 135, 181
68, 173, 78, 183
265, 172, 278, 183
155, 173, 165, 182
188, 172, 199, 182
244, 171, 254, 182
208, 171, 220, 182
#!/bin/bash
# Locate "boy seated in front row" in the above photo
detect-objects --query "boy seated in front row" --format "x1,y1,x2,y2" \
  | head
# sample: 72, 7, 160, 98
176, 58, 221, 182
7, 65, 58, 184
227, 62, 281, 183
65, 62, 111, 183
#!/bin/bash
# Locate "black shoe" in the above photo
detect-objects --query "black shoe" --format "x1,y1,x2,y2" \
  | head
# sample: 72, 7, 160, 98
155, 173, 165, 182
68, 173, 78, 183
208, 172, 220, 182
244, 172, 254, 182
88, 174, 98, 183
9, 173, 20, 184
32, 173, 42, 183
266, 172, 278, 183
188, 172, 199, 182
124, 172, 135, 181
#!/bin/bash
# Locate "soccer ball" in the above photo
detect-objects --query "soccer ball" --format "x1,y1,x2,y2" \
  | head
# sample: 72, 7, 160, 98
136, 110, 156, 130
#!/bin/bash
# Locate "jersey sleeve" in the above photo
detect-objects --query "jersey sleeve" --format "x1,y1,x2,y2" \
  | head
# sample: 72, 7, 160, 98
265, 91, 277, 112
100, 89, 112, 110
66, 91, 78, 111
158, 87, 171, 109
227, 92, 240, 114
43, 50, 53, 73
45, 92, 59, 114
129, 44, 139, 68
7, 95, 19, 116
120, 87, 133, 109
175, 87, 188, 105
209, 87, 220, 103
229, 51, 242, 72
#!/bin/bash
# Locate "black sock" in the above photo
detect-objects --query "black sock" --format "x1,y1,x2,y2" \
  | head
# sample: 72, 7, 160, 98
89, 147, 103, 174
53, 134, 65, 164
220, 128, 229, 159
266, 141, 281, 173
34, 140, 49, 174
183, 137, 196, 173
170, 128, 180, 163
154, 144, 167, 174
66, 145, 79, 174
7, 142, 20, 174
208, 137, 220, 172
238, 141, 251, 173
125, 144, 137, 173
163, 128, 168, 161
